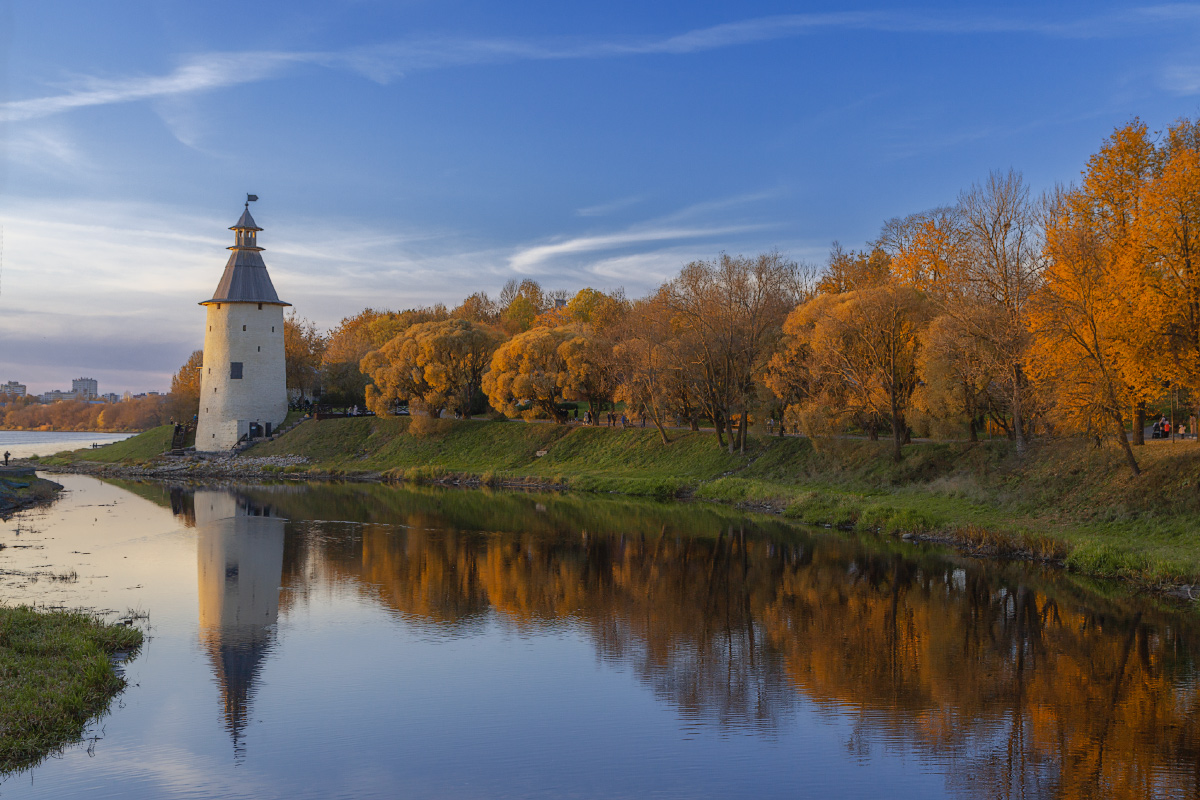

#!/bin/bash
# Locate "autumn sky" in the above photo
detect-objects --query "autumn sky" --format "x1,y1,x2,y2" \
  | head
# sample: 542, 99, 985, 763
2, 1, 1199, 392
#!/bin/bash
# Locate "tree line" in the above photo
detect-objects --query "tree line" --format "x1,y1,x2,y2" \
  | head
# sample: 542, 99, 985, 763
0, 394, 169, 432
169, 116, 1200, 472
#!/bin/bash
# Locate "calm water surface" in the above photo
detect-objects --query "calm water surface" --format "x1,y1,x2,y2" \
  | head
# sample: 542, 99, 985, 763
0, 431, 134, 459
1, 475, 1198, 799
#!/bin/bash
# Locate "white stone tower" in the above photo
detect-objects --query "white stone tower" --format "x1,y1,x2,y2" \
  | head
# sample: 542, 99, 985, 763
196, 200, 290, 451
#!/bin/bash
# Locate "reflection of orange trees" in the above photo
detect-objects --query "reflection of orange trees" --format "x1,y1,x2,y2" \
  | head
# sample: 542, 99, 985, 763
359, 524, 489, 625
245, 483, 1200, 795
320, 519, 1200, 795
762, 556, 1200, 799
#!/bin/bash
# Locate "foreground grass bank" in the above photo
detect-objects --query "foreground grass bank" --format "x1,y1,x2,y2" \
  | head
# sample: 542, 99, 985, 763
47, 416, 1200, 586
0, 606, 143, 773
0, 468, 62, 519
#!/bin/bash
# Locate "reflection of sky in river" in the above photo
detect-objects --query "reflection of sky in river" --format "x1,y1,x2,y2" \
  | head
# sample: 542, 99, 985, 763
0, 474, 1194, 799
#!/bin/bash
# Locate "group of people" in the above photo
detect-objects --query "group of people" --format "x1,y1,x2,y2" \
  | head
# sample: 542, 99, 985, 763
576, 408, 632, 428
1151, 417, 1188, 439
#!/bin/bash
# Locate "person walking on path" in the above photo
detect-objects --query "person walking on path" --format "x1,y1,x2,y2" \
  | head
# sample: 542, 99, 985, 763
3, 451, 9, 466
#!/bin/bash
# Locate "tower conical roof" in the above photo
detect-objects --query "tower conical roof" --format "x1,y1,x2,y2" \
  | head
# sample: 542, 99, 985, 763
231, 206, 262, 232
202, 205, 290, 306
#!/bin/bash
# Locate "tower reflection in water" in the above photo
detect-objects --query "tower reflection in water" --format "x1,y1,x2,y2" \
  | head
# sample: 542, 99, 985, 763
193, 490, 284, 755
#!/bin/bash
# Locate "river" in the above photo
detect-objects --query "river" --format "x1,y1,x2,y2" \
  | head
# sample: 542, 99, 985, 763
0, 474, 1196, 799
0, 431, 134, 460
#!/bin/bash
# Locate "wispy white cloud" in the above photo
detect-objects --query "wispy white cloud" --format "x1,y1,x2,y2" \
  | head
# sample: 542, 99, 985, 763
508, 224, 768, 273
1162, 63, 1200, 94
4, 126, 90, 173
0, 51, 314, 123
6, 7, 1199, 123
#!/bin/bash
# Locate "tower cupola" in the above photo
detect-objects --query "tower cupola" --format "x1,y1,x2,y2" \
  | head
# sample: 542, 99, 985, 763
202, 198, 290, 308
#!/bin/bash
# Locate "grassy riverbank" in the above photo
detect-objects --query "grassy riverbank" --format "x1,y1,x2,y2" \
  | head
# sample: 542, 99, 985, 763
0, 469, 63, 519
0, 606, 142, 773
249, 418, 1200, 585
44, 416, 1200, 585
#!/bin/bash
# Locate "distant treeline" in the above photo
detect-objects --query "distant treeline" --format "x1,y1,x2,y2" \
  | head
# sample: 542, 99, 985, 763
167, 116, 1200, 475
0, 395, 169, 432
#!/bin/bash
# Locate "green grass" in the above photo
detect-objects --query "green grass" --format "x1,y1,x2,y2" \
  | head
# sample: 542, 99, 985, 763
40, 425, 173, 465
0, 606, 143, 774
0, 475, 62, 518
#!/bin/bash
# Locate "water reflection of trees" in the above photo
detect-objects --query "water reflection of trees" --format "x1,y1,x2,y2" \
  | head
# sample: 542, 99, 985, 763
156, 482, 1200, 797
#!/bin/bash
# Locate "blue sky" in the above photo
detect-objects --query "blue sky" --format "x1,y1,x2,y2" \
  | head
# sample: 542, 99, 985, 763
2, 1, 1199, 393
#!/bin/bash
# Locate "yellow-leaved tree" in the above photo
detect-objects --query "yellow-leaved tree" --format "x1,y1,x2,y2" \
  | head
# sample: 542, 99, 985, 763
482, 326, 573, 421
786, 282, 930, 461
362, 318, 499, 419
1029, 187, 1142, 475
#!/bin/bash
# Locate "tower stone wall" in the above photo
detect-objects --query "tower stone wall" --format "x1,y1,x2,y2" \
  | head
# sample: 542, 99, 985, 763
196, 302, 287, 449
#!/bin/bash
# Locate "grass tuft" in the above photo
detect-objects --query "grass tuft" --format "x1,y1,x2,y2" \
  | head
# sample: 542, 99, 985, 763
0, 606, 143, 774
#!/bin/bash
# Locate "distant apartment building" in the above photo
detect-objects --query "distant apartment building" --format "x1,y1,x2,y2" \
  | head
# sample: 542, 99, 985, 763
40, 389, 74, 403
72, 377, 99, 399
1, 380, 26, 398
101, 393, 121, 403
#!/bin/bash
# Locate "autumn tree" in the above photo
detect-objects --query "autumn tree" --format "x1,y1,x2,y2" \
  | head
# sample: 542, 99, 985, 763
957, 169, 1044, 453
612, 298, 677, 443
453, 292, 499, 324
320, 307, 448, 406
362, 318, 500, 418
1137, 121, 1200, 409
499, 279, 547, 334
913, 310, 999, 441
168, 349, 204, 422
789, 282, 931, 460
482, 326, 573, 422
664, 252, 800, 452
321, 309, 390, 406
557, 330, 619, 420
877, 207, 967, 298
284, 312, 326, 400
814, 243, 890, 295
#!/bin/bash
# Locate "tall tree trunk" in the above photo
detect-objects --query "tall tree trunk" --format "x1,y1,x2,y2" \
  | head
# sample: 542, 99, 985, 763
714, 412, 726, 449
1012, 364, 1027, 455
649, 407, 671, 445
891, 403, 904, 463
738, 407, 747, 454
1112, 411, 1141, 476
1134, 402, 1145, 446
968, 416, 979, 443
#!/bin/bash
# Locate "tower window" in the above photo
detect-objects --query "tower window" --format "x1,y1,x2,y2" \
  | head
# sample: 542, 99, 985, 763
217, 303, 221, 310
258, 303, 263, 310
243, 325, 247, 331
230, 362, 243, 379
272, 326, 275, 332
257, 346, 261, 352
